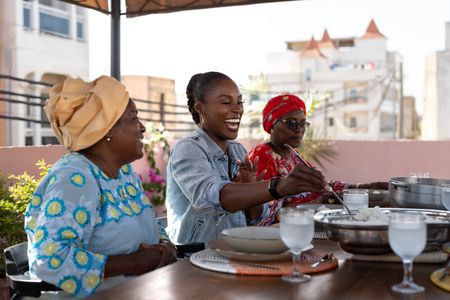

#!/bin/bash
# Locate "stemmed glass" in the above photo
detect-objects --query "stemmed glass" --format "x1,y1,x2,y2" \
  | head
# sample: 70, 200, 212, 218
279, 207, 314, 283
388, 211, 427, 294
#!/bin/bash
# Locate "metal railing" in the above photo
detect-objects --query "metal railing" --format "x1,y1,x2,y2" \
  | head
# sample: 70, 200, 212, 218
0, 74, 196, 134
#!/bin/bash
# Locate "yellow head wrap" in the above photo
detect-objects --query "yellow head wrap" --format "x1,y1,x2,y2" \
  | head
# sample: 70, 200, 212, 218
44, 75, 129, 151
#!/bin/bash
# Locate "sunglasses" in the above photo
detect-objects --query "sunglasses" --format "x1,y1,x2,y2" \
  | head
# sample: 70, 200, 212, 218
277, 119, 310, 131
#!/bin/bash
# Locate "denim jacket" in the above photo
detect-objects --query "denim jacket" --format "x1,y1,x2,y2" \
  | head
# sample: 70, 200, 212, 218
166, 127, 267, 244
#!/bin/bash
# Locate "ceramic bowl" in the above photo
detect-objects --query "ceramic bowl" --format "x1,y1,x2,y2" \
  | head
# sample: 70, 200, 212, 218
220, 226, 288, 254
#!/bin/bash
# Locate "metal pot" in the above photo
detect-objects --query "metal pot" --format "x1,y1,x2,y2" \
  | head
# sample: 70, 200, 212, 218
389, 177, 450, 210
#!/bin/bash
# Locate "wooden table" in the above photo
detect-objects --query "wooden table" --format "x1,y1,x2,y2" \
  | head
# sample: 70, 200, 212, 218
87, 240, 449, 300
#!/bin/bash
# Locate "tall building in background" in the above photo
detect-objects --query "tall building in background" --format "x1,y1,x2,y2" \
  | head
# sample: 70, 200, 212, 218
422, 23, 450, 140
247, 20, 417, 140
0, 0, 89, 146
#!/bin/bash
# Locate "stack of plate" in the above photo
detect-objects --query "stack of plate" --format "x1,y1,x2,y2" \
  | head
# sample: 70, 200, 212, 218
215, 226, 312, 262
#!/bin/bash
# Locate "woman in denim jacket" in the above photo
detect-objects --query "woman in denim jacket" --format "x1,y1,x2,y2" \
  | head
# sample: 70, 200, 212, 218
166, 72, 326, 244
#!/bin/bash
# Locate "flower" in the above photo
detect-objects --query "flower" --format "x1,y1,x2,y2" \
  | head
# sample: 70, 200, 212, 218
140, 123, 170, 207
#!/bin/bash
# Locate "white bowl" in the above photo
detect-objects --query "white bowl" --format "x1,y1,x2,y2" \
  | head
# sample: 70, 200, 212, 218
220, 226, 288, 254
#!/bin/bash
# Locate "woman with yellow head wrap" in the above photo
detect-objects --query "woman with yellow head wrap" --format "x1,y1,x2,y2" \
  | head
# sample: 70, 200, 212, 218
24, 76, 177, 298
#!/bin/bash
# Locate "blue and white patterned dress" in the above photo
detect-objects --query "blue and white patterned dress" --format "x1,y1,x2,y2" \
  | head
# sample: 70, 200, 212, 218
24, 152, 168, 298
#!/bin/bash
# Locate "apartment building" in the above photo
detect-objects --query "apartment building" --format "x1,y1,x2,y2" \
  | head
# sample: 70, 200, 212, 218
0, 0, 89, 146
422, 23, 450, 140
246, 20, 417, 140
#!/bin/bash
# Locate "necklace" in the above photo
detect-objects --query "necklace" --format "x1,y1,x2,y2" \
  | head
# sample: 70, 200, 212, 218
80, 150, 118, 179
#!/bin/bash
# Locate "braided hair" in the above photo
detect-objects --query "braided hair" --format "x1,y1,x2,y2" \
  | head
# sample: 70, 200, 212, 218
186, 71, 232, 124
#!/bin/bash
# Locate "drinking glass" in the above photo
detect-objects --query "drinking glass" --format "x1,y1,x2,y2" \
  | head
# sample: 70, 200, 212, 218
442, 184, 450, 211
388, 211, 426, 294
279, 207, 314, 283
343, 189, 368, 211
409, 172, 430, 178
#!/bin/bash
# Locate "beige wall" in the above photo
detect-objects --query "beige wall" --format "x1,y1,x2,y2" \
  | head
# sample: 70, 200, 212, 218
1, 141, 449, 185
122, 75, 176, 128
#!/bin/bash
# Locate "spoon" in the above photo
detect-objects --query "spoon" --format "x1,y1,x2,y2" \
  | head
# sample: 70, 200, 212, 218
283, 144, 357, 221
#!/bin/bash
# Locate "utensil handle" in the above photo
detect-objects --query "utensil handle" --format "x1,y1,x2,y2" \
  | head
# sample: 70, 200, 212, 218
390, 180, 410, 191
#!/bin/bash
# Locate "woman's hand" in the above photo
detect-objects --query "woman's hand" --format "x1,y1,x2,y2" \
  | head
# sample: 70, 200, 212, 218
233, 156, 266, 184
232, 156, 266, 220
277, 164, 326, 196
140, 241, 177, 268
233, 155, 267, 183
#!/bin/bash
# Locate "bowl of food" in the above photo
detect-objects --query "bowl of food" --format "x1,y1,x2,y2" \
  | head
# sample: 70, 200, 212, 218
314, 208, 450, 255
220, 226, 288, 254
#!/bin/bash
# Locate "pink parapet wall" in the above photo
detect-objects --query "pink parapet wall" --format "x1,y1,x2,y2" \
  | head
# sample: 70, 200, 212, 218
0, 145, 151, 178
239, 139, 450, 183
318, 140, 450, 183
0, 140, 449, 183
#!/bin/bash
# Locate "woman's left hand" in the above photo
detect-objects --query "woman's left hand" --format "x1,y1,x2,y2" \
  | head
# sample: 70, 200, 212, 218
233, 156, 266, 184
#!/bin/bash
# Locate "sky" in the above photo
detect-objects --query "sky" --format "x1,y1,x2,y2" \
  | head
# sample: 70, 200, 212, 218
88, 0, 450, 114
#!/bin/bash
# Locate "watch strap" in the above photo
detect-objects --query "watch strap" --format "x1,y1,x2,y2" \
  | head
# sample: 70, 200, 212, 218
268, 176, 282, 199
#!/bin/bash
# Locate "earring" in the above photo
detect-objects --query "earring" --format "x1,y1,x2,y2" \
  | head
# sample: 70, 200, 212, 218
106, 137, 111, 142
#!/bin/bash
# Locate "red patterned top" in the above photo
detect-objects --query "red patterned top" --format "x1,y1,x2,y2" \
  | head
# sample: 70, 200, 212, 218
248, 143, 348, 226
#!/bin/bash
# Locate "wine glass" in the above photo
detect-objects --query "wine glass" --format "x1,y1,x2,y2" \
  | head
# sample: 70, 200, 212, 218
442, 184, 450, 211
279, 207, 314, 283
388, 211, 426, 294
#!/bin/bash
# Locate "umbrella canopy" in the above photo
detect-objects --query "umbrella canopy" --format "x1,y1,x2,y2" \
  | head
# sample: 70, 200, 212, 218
60, 0, 300, 78
62, 0, 298, 16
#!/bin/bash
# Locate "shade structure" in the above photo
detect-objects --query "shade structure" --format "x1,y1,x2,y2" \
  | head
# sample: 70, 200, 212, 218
60, 0, 301, 78
62, 0, 299, 16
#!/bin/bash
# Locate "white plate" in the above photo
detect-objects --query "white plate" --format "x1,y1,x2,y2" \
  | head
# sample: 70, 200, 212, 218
220, 226, 287, 254
209, 239, 313, 262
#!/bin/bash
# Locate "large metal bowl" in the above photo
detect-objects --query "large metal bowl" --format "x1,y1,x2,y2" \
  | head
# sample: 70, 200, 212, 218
314, 208, 450, 255
389, 177, 450, 210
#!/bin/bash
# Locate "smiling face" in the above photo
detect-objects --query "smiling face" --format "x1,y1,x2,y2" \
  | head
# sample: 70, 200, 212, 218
195, 78, 243, 149
270, 110, 307, 149
109, 100, 146, 164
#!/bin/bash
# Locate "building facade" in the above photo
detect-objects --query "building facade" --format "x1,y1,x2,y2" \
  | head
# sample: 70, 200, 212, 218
422, 23, 450, 140
247, 20, 417, 140
122, 75, 194, 139
0, 0, 89, 146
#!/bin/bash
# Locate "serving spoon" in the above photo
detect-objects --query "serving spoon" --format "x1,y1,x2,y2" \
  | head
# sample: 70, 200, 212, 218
283, 144, 357, 221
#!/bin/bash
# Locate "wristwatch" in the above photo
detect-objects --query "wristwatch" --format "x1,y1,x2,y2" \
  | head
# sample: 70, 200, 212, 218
268, 176, 282, 199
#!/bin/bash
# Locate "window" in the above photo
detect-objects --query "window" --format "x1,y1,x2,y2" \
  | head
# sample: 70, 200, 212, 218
26, 97, 32, 128
77, 21, 84, 39
349, 89, 358, 99
42, 136, 59, 145
306, 68, 312, 81
40, 95, 51, 127
349, 117, 357, 128
328, 117, 334, 127
25, 136, 34, 146
40, 12, 69, 37
23, 7, 31, 29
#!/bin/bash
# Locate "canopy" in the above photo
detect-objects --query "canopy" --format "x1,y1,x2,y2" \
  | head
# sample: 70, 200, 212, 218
60, 0, 300, 79
62, 0, 298, 16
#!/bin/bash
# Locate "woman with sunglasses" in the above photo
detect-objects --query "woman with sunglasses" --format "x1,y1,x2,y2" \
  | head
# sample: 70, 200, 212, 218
249, 94, 388, 226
